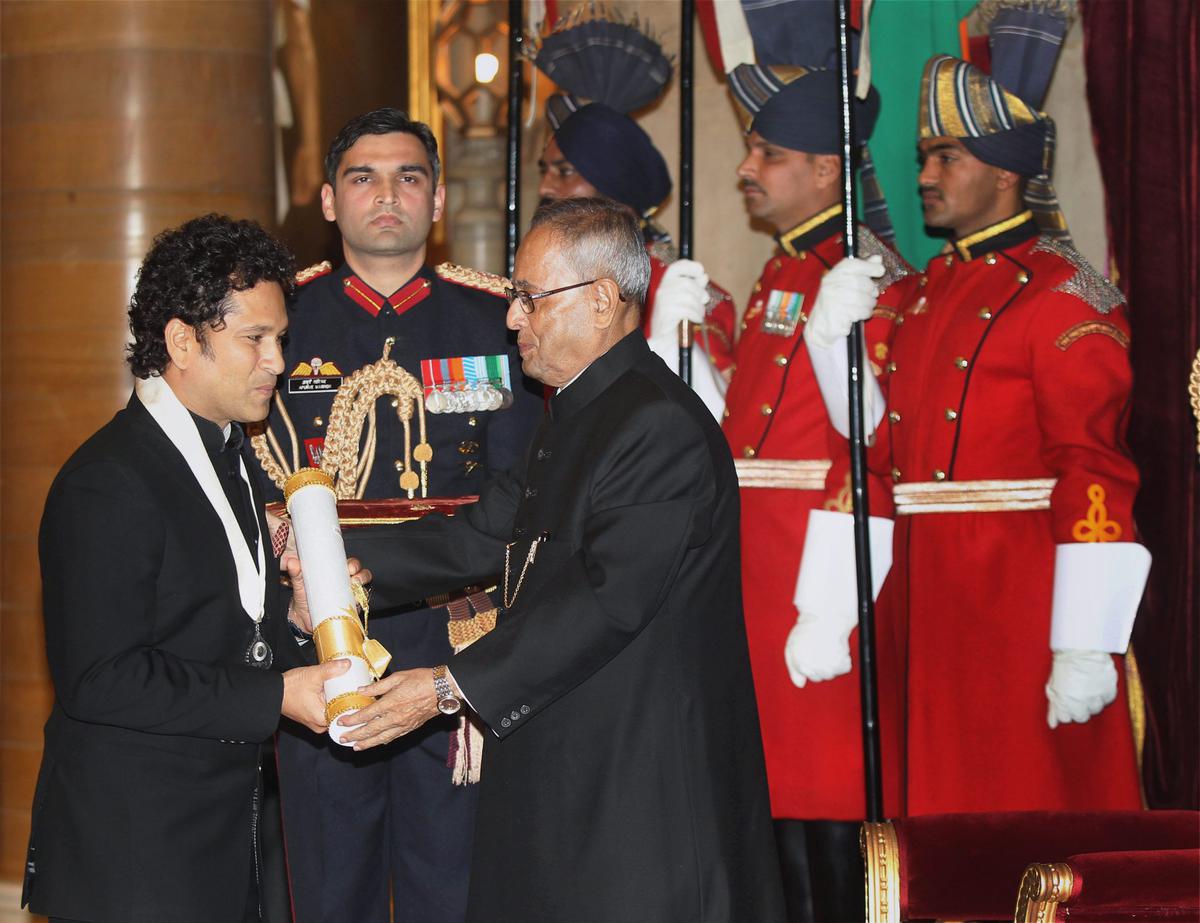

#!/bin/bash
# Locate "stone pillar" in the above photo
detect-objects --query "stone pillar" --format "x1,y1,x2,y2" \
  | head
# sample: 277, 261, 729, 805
0, 0, 275, 884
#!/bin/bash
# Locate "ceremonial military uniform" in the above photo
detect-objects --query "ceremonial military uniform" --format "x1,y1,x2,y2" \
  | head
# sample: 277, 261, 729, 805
723, 204, 913, 820
874, 211, 1143, 815
256, 259, 542, 923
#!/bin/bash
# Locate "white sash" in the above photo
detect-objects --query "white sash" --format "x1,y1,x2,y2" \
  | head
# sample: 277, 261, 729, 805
135, 375, 266, 625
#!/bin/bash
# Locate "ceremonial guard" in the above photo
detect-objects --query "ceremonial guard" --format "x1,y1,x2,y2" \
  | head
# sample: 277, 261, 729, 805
861, 9, 1150, 818
721, 60, 915, 921
528, 10, 735, 416
253, 109, 542, 923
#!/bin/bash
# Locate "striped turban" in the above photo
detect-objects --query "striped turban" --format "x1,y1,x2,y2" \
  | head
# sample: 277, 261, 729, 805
919, 53, 1069, 243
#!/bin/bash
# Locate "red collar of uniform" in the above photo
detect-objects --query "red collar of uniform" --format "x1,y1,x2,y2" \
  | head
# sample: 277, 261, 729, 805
952, 211, 1038, 262
777, 204, 843, 258
340, 271, 432, 317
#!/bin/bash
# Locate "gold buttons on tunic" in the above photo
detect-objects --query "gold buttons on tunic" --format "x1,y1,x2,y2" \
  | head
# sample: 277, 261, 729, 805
385, 336, 396, 347
891, 467, 902, 483
955, 356, 969, 370
932, 469, 947, 481
798, 311, 808, 325
390, 398, 399, 408
753, 282, 762, 293
467, 415, 478, 426
1016, 270, 1030, 284
888, 411, 901, 424
313, 416, 324, 427
895, 315, 905, 326
774, 354, 789, 367
760, 404, 773, 416
722, 408, 731, 420
886, 362, 898, 374
978, 307, 993, 320
918, 275, 928, 287
394, 460, 404, 471
743, 447, 757, 458
944, 408, 958, 421
985, 253, 997, 265
798, 252, 807, 261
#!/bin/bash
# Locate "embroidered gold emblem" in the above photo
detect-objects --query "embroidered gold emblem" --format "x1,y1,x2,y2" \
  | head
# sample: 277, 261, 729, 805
824, 473, 853, 512
1054, 321, 1129, 351
295, 260, 333, 285
874, 342, 889, 361
435, 261, 510, 297
1071, 483, 1122, 542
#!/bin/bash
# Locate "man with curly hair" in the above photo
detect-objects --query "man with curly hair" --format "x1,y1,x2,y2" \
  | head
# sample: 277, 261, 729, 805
23, 214, 359, 923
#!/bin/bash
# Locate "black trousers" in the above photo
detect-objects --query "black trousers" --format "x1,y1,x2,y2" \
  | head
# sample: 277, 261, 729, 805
277, 607, 479, 923
774, 818, 865, 923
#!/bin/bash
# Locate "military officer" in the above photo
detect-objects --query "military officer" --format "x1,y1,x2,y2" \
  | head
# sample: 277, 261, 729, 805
805, 32, 1151, 820
720, 63, 917, 922
254, 108, 542, 923
529, 10, 736, 416
873, 50, 1150, 816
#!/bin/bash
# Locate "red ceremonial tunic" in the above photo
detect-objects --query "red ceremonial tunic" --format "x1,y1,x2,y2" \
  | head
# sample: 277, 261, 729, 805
644, 244, 737, 376
874, 212, 1143, 816
723, 204, 915, 820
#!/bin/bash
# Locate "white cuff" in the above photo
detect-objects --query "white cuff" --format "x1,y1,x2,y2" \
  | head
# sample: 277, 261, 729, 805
1050, 542, 1151, 653
803, 335, 884, 439
646, 332, 726, 421
793, 509, 894, 622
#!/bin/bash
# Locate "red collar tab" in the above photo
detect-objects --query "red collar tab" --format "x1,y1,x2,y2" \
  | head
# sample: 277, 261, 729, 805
342, 275, 385, 316
341, 273, 432, 317
388, 276, 433, 316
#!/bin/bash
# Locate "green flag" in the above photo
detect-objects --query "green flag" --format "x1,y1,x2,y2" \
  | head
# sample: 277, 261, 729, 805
867, 0, 977, 268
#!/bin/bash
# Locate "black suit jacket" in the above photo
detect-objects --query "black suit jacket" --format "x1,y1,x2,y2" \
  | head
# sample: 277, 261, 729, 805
349, 332, 785, 922
24, 394, 306, 922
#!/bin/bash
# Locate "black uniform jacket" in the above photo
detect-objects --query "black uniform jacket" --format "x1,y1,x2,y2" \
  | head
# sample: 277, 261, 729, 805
24, 394, 306, 922
348, 332, 785, 923
262, 262, 542, 501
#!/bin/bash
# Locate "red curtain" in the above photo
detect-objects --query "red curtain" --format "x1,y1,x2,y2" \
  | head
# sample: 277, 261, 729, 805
1081, 0, 1199, 809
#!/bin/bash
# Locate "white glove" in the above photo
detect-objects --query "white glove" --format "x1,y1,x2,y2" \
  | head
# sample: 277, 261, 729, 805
649, 259, 710, 339
784, 510, 893, 688
1045, 650, 1118, 729
804, 254, 884, 350
785, 610, 854, 688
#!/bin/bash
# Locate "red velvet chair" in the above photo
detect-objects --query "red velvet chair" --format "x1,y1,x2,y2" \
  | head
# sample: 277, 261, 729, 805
1016, 849, 1200, 922
861, 811, 1200, 922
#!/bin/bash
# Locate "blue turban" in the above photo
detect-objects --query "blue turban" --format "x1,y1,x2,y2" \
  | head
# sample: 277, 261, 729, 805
748, 69, 880, 154
553, 103, 673, 216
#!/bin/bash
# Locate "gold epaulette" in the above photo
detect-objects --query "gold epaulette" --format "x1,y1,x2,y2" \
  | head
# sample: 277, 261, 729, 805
435, 262, 510, 298
295, 260, 333, 286
1031, 237, 1125, 315
857, 225, 913, 294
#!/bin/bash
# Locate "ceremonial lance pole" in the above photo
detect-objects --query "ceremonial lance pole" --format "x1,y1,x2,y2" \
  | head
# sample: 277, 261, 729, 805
677, 0, 695, 385
835, 0, 884, 823
505, 0, 524, 276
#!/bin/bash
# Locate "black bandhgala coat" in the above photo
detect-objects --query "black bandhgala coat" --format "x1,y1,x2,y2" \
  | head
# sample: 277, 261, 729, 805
349, 332, 785, 923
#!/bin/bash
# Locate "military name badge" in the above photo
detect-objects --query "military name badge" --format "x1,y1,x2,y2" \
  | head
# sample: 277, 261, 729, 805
288, 357, 343, 394
762, 290, 804, 337
421, 355, 514, 414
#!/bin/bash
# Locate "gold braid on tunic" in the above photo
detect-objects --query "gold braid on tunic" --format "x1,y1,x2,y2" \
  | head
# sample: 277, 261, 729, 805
252, 339, 431, 499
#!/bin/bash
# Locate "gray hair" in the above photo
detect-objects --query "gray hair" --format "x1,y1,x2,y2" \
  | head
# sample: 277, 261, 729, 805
529, 197, 651, 310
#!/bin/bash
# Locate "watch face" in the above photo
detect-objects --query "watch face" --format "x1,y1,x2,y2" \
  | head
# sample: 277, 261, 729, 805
437, 696, 462, 716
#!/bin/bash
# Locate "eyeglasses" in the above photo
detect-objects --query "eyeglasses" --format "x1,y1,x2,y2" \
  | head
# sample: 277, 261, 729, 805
504, 278, 624, 314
